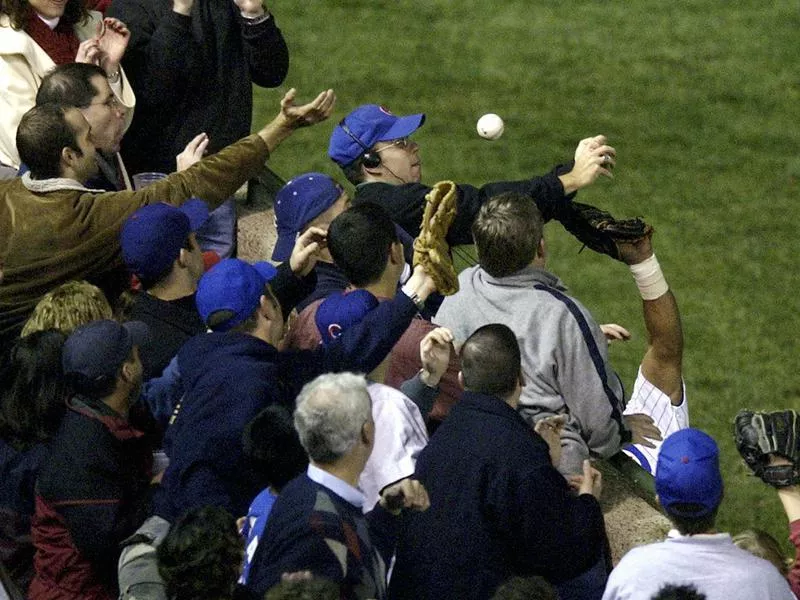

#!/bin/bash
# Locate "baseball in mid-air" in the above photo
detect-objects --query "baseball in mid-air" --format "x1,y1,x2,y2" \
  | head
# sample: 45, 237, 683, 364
476, 113, 504, 140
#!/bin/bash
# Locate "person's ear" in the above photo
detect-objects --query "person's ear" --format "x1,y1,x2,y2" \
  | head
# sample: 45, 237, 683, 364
361, 422, 370, 444
389, 241, 404, 265
259, 293, 282, 324
518, 369, 526, 388
361, 420, 375, 447
120, 355, 137, 383
177, 248, 190, 269
537, 238, 546, 260
61, 146, 80, 169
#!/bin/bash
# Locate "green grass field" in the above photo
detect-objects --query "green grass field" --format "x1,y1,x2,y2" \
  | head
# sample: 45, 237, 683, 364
252, 1, 800, 546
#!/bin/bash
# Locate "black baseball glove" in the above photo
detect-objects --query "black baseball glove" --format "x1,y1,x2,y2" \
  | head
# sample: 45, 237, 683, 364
561, 202, 652, 261
734, 409, 800, 488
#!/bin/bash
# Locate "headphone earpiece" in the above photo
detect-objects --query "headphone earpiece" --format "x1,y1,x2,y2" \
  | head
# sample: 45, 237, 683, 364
339, 119, 382, 169
361, 151, 381, 169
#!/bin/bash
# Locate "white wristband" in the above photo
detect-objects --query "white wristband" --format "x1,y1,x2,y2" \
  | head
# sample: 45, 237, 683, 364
629, 254, 668, 300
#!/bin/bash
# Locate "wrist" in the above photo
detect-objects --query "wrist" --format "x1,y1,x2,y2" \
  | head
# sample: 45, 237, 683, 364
629, 253, 668, 300
105, 66, 121, 82
240, 9, 269, 21
257, 116, 295, 154
419, 369, 440, 388
558, 172, 578, 195
400, 282, 426, 311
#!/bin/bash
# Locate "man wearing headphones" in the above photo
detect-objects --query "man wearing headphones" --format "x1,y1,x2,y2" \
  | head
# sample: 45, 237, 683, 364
328, 104, 616, 246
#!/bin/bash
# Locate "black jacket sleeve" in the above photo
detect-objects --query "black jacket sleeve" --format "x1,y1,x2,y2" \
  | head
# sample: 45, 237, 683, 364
269, 262, 317, 318
239, 14, 289, 88
355, 161, 575, 247
108, 0, 198, 105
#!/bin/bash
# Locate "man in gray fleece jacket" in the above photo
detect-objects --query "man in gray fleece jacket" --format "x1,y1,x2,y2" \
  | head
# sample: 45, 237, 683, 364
435, 192, 663, 474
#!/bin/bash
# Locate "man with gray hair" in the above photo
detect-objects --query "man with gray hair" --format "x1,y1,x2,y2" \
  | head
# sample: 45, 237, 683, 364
246, 372, 430, 600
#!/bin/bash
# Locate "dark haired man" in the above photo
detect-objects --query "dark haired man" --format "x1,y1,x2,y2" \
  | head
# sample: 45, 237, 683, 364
0, 88, 334, 347
328, 103, 615, 245
602, 428, 794, 600
285, 203, 461, 423
30, 320, 153, 600
120, 199, 209, 380
36, 62, 131, 190
435, 192, 670, 474
390, 323, 608, 600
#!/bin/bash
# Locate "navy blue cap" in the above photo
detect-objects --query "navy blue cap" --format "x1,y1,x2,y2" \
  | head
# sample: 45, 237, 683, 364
196, 259, 278, 331
272, 173, 342, 263
62, 319, 150, 380
655, 428, 724, 517
121, 199, 210, 283
315, 289, 379, 344
328, 104, 425, 166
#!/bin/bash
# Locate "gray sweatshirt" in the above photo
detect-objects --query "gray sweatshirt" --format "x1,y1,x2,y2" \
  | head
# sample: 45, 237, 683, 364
435, 264, 625, 473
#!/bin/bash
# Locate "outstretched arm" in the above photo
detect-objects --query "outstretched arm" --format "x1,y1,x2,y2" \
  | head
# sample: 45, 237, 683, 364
618, 232, 684, 406
772, 457, 800, 598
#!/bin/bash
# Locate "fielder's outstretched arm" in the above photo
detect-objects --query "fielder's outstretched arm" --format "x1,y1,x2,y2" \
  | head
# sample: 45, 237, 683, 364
618, 233, 684, 406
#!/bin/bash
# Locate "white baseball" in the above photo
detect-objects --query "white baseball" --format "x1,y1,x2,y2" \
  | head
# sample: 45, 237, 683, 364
477, 113, 504, 140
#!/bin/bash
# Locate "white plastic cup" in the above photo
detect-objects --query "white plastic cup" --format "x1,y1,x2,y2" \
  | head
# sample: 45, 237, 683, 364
132, 171, 168, 190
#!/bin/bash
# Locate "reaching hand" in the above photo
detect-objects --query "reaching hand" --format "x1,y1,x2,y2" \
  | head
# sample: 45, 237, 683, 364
175, 133, 210, 172
616, 228, 655, 266
559, 135, 616, 194
96, 18, 131, 74
623, 413, 663, 448
289, 226, 326, 277
534, 415, 567, 467
579, 459, 603, 498
419, 327, 453, 387
75, 38, 101, 64
280, 88, 336, 129
600, 323, 631, 342
379, 478, 430, 515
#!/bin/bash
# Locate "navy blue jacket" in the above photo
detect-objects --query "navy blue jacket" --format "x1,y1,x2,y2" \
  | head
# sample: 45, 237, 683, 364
152, 292, 419, 521
389, 391, 606, 600
30, 397, 153, 600
247, 474, 398, 599
0, 438, 48, 592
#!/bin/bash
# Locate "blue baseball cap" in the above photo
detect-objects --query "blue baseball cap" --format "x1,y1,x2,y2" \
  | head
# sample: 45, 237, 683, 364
196, 259, 278, 332
655, 428, 724, 517
121, 199, 210, 283
62, 319, 150, 380
328, 104, 425, 167
272, 173, 343, 263
315, 289, 379, 344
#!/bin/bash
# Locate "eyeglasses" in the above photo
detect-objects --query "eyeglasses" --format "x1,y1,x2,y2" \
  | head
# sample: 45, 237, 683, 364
375, 137, 413, 153
84, 95, 123, 111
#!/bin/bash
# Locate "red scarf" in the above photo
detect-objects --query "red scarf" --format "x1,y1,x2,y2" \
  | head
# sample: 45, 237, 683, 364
24, 12, 80, 65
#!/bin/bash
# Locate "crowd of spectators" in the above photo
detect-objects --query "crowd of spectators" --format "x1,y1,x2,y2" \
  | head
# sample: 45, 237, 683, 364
1, 1, 799, 599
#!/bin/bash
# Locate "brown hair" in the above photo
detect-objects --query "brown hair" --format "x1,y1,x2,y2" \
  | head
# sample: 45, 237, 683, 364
1, 0, 89, 31
472, 192, 543, 278
22, 280, 113, 336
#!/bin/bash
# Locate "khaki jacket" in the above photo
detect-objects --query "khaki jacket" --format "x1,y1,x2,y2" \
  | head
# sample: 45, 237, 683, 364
0, 134, 268, 342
